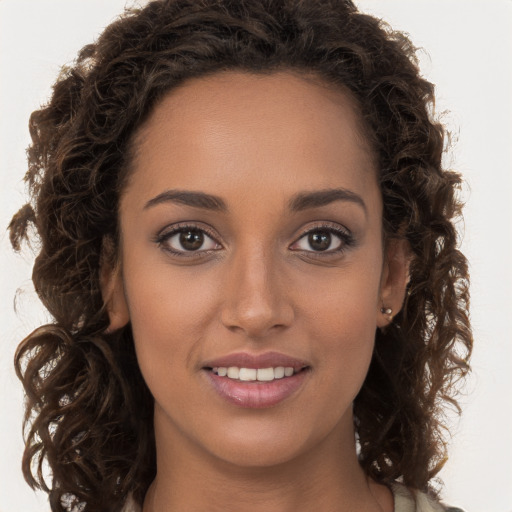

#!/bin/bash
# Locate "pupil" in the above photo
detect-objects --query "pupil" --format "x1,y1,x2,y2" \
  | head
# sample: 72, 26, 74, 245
308, 231, 331, 251
180, 230, 204, 250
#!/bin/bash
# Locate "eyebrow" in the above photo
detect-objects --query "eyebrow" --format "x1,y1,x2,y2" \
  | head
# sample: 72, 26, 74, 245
288, 188, 367, 214
144, 187, 366, 214
144, 190, 227, 212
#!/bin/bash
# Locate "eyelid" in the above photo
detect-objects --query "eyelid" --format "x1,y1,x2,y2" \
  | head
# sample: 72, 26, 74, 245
154, 222, 223, 257
153, 220, 355, 259
289, 221, 355, 254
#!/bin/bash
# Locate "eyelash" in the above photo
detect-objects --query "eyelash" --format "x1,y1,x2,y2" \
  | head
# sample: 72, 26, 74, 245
154, 222, 221, 259
154, 222, 355, 259
291, 222, 355, 257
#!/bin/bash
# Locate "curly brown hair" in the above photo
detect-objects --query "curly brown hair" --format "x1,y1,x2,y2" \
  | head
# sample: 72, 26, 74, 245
9, 0, 472, 510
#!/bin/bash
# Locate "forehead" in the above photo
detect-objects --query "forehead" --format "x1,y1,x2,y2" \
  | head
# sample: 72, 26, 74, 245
125, 70, 378, 211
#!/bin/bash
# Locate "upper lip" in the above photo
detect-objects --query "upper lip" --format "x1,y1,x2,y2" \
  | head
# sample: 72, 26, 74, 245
202, 351, 309, 371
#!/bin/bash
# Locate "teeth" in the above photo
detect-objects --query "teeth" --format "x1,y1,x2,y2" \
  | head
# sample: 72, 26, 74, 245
227, 367, 240, 379
239, 368, 257, 381
274, 366, 285, 379
256, 368, 274, 381
213, 366, 299, 381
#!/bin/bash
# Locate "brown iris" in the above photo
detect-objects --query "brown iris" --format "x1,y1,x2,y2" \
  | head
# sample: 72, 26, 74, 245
308, 231, 331, 251
180, 230, 204, 250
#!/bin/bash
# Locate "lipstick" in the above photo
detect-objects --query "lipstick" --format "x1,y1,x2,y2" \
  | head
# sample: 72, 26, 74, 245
202, 351, 310, 409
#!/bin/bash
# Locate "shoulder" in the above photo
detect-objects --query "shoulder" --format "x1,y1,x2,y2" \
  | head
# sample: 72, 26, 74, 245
391, 483, 466, 512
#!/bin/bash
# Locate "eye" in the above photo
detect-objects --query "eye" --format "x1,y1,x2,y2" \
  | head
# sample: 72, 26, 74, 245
290, 225, 354, 254
156, 224, 221, 256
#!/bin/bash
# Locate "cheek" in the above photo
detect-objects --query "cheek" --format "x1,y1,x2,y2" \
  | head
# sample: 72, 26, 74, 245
124, 251, 219, 335
120, 253, 220, 388
123, 269, 212, 418
296, 261, 382, 386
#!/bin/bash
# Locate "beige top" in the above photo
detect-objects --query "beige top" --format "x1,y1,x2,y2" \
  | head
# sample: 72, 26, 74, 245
122, 483, 462, 512
391, 483, 449, 512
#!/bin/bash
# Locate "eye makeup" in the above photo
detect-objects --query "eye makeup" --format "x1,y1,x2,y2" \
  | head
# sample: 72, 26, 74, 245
153, 219, 356, 261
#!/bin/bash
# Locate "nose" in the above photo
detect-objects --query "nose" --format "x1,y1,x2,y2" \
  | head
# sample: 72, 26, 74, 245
220, 246, 294, 339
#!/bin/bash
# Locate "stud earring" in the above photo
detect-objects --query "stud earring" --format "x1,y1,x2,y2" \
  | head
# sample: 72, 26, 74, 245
380, 307, 393, 315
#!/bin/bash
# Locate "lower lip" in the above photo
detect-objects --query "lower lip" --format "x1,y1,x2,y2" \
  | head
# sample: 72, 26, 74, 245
204, 369, 309, 408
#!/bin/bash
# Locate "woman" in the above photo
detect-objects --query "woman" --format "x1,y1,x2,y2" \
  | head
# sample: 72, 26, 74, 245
9, 0, 472, 511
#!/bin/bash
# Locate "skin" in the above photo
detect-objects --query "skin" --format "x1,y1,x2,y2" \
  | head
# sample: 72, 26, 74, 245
104, 71, 409, 512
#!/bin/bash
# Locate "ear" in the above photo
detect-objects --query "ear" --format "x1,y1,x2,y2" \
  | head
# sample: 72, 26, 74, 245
377, 238, 410, 328
100, 237, 130, 332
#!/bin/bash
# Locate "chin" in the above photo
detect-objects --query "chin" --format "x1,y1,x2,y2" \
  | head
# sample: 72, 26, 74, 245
209, 435, 311, 469
195, 410, 350, 471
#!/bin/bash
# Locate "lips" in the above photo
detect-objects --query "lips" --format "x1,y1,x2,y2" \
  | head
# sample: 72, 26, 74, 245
202, 351, 309, 371
202, 351, 310, 409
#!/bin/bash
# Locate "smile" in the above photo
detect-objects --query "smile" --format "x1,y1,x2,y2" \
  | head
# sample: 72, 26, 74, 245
212, 366, 299, 381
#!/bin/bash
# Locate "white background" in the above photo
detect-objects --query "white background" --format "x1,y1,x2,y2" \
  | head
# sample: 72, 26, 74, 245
1, 1, 511, 511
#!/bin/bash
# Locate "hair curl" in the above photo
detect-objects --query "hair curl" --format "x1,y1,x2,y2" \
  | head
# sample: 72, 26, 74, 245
9, 0, 472, 510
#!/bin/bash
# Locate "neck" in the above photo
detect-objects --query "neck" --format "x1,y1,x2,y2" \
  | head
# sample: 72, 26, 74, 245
143, 408, 393, 512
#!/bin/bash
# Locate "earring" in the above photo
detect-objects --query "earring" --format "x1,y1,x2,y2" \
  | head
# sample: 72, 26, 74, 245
380, 307, 393, 315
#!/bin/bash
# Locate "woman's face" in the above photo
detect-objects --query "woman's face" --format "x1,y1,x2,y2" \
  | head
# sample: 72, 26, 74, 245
107, 71, 406, 468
